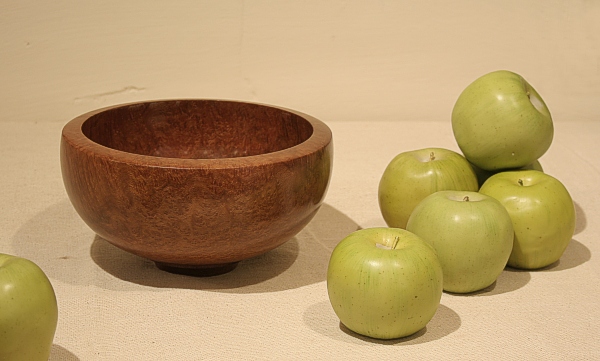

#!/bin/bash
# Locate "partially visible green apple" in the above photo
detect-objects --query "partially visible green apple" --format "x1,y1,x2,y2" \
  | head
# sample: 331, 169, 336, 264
0, 254, 58, 361
472, 160, 543, 188
327, 228, 443, 339
452, 70, 553, 171
406, 191, 514, 293
479, 170, 576, 269
378, 147, 478, 229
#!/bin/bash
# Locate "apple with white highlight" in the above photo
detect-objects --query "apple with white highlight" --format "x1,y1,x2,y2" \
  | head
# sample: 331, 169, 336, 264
452, 70, 553, 171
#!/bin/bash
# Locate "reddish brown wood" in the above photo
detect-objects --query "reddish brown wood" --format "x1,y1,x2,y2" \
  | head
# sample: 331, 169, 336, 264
61, 100, 333, 276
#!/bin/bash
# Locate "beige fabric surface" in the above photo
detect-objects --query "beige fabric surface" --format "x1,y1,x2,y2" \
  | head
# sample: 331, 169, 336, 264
0, 119, 597, 360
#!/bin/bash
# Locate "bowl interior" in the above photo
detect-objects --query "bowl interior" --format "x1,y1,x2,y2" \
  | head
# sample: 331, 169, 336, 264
81, 100, 314, 159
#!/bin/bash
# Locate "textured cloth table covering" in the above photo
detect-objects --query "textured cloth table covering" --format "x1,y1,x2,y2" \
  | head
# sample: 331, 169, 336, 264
0, 120, 598, 360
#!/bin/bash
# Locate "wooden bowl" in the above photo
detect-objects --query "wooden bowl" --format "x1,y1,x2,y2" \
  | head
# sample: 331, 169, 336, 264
60, 100, 333, 276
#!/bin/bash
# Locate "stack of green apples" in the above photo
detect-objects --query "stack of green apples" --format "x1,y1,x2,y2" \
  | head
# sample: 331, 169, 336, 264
327, 70, 576, 340
450, 71, 575, 271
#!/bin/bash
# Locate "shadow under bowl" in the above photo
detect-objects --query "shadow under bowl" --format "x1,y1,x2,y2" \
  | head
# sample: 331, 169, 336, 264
60, 99, 333, 276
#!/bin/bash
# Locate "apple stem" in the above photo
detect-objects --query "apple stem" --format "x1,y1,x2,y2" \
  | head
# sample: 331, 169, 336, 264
463, 196, 469, 202
518, 179, 524, 186
392, 236, 400, 250
430, 152, 435, 161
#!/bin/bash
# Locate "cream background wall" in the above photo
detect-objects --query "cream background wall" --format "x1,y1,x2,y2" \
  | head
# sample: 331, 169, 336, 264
1, 0, 599, 124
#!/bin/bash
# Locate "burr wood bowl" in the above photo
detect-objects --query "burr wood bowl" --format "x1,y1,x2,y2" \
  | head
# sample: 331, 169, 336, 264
60, 99, 333, 276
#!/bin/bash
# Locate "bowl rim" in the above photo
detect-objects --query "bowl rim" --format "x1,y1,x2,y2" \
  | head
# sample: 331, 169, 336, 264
61, 99, 332, 169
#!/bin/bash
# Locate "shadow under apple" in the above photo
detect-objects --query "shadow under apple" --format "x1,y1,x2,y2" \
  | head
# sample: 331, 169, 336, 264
449, 237, 590, 297
537, 238, 590, 272
49, 344, 80, 361
573, 201, 586, 235
450, 266, 531, 297
303, 299, 460, 345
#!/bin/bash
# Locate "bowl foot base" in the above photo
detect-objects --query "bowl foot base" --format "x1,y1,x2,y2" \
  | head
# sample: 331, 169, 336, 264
154, 261, 239, 277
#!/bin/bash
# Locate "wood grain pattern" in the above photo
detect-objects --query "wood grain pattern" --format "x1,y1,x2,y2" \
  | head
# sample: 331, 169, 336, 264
60, 100, 333, 276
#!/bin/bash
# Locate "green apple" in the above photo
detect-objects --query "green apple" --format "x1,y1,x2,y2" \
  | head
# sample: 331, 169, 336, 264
472, 160, 543, 188
479, 170, 576, 269
452, 70, 553, 171
378, 147, 478, 229
406, 190, 514, 293
327, 227, 443, 339
0, 254, 58, 361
